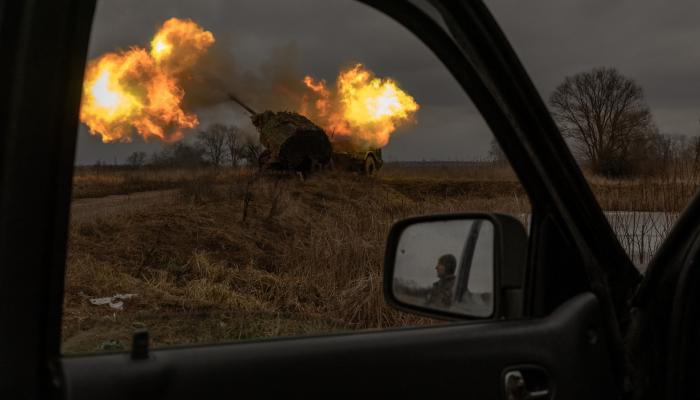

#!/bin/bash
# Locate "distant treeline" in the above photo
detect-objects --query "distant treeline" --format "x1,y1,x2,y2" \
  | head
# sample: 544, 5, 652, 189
86, 123, 261, 169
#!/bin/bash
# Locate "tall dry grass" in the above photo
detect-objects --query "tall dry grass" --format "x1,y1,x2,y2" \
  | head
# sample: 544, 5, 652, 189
72, 166, 249, 199
63, 167, 529, 353
63, 162, 700, 352
380, 162, 517, 182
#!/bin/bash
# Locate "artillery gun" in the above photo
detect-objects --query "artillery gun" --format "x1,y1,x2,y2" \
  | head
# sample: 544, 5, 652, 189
329, 138, 383, 176
228, 93, 382, 176
228, 94, 332, 174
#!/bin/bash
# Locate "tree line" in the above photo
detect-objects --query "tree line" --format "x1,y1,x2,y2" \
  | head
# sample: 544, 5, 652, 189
125, 123, 263, 169
491, 67, 700, 177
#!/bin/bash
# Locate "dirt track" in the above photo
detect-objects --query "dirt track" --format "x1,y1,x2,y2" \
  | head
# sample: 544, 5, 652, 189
70, 190, 177, 224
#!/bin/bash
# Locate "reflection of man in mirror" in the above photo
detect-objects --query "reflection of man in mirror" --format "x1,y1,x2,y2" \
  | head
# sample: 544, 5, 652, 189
399, 254, 457, 308
426, 254, 457, 307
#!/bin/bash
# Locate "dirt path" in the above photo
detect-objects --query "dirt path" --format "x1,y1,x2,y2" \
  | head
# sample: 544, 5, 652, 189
70, 189, 178, 224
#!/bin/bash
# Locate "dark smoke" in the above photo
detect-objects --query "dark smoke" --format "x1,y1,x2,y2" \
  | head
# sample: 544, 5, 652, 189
176, 39, 316, 145
180, 40, 310, 122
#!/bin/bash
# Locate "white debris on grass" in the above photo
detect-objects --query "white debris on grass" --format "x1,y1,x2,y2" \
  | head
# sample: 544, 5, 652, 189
89, 293, 137, 310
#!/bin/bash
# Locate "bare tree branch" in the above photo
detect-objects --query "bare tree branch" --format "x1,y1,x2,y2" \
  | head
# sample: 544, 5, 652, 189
549, 67, 656, 176
197, 124, 227, 167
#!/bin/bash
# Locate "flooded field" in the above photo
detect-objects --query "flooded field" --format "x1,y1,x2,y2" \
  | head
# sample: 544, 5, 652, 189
514, 211, 676, 273
605, 211, 677, 272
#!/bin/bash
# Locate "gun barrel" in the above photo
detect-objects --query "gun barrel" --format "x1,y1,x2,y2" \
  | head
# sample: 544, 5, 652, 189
227, 93, 257, 115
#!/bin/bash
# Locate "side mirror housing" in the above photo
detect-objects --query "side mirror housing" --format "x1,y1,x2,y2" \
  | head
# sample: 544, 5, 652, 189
383, 213, 527, 320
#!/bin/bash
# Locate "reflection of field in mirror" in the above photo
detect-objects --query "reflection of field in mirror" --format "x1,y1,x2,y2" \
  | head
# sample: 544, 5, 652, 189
394, 288, 492, 318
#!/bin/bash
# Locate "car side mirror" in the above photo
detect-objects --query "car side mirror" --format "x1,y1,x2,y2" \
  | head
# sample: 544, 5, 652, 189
384, 213, 527, 320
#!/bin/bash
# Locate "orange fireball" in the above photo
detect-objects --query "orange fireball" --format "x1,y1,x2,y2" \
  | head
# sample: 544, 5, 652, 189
80, 18, 214, 142
150, 17, 215, 73
301, 64, 419, 148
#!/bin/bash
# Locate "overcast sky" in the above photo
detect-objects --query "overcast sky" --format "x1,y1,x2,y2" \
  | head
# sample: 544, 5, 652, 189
75, 0, 700, 165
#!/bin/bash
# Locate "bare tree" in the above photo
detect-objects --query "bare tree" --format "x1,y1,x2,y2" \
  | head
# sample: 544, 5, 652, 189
224, 125, 245, 167
126, 151, 147, 167
549, 67, 656, 176
150, 142, 205, 169
197, 124, 227, 167
242, 143, 264, 167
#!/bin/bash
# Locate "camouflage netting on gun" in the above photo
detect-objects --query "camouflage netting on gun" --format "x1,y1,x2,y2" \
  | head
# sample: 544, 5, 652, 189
251, 111, 332, 171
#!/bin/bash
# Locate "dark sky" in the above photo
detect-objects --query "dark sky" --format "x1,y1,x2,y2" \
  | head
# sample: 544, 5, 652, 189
75, 0, 700, 165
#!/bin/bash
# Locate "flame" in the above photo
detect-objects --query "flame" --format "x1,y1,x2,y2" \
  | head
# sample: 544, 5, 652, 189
151, 39, 172, 60
80, 18, 214, 142
149, 17, 214, 72
300, 64, 419, 148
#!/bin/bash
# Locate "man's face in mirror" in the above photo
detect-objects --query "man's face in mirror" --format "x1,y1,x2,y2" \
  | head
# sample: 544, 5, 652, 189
435, 262, 447, 278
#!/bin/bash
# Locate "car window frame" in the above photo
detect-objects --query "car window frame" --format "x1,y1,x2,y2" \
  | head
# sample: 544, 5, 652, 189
0, 1, 643, 396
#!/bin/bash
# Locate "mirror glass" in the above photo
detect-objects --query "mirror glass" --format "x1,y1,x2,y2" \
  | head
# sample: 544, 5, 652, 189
392, 218, 494, 317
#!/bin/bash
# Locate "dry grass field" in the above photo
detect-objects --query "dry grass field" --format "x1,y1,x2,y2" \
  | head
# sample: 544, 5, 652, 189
62, 162, 700, 353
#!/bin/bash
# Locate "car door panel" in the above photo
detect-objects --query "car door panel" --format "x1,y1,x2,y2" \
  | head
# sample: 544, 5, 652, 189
62, 293, 613, 397
0, 1, 94, 398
